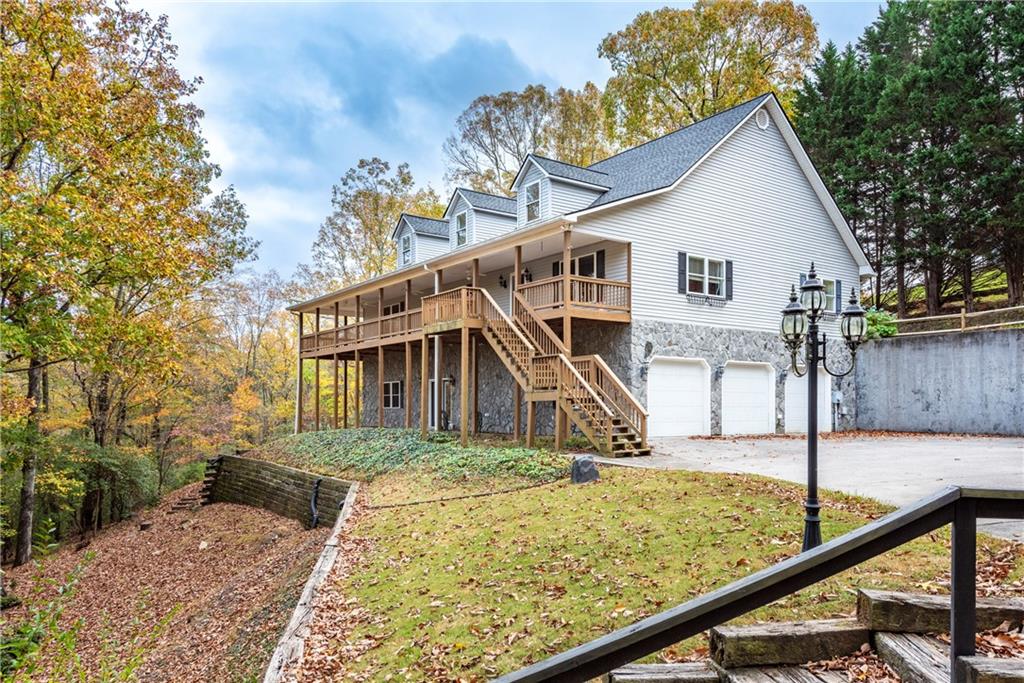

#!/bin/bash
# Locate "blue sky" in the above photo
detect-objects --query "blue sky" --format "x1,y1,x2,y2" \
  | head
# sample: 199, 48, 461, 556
141, 1, 884, 276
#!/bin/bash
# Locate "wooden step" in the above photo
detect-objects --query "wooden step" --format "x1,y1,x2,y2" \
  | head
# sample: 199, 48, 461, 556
875, 632, 948, 683
956, 656, 1024, 683
606, 662, 720, 683
723, 667, 847, 682
710, 619, 869, 669
858, 590, 1024, 633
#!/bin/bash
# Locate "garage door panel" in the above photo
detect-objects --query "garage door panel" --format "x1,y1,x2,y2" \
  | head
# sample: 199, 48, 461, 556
721, 363, 774, 435
648, 359, 709, 437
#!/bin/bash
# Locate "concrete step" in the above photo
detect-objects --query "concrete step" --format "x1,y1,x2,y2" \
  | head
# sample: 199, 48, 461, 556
710, 618, 869, 669
858, 590, 1024, 633
956, 656, 1024, 682
875, 632, 948, 683
606, 662, 720, 683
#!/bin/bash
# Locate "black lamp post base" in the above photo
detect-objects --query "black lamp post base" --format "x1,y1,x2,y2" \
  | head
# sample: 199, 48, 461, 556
802, 500, 822, 552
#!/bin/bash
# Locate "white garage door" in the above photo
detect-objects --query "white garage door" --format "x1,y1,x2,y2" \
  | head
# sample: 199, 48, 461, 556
784, 369, 832, 433
647, 358, 709, 437
721, 362, 775, 435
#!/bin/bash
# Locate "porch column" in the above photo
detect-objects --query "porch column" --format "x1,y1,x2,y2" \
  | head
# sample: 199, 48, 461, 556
562, 229, 572, 351
513, 246, 523, 441
434, 269, 443, 431
472, 258, 480, 287
420, 336, 429, 438
404, 341, 412, 428
314, 307, 321, 431
342, 315, 349, 429
295, 312, 303, 434
460, 326, 469, 446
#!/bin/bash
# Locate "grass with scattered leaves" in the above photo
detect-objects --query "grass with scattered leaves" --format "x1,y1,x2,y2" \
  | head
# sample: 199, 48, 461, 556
298, 466, 1021, 680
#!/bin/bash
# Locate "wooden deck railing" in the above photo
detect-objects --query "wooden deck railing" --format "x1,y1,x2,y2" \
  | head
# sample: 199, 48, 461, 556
422, 287, 482, 327
573, 355, 648, 448
517, 274, 631, 314
514, 292, 565, 356
299, 308, 423, 354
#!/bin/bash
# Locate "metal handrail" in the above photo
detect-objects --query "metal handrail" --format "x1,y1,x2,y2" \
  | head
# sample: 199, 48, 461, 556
493, 486, 1023, 683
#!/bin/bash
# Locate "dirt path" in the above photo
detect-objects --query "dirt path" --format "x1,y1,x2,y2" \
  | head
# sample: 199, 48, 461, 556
4, 483, 330, 682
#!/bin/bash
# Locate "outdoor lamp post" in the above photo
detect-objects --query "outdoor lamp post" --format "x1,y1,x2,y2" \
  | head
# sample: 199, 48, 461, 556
780, 262, 867, 551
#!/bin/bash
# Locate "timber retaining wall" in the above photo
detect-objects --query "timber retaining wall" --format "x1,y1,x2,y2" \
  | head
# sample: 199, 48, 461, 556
203, 455, 351, 528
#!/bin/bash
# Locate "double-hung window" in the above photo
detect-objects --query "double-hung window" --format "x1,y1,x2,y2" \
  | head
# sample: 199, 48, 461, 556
401, 235, 411, 265
687, 255, 726, 297
455, 212, 467, 246
823, 278, 837, 311
383, 380, 403, 409
382, 301, 405, 317
525, 182, 540, 222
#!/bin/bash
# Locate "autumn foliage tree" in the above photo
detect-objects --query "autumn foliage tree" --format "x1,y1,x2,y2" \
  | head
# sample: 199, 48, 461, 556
599, 0, 817, 144
1, 0, 254, 564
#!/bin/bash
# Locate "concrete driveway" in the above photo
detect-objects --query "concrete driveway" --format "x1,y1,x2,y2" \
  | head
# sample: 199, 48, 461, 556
599, 434, 1024, 540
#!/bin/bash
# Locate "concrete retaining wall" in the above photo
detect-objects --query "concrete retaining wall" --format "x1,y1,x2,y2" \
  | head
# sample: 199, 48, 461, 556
205, 455, 352, 528
855, 329, 1023, 435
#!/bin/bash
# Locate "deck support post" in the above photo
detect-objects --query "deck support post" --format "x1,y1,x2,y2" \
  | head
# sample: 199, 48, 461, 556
342, 317, 349, 429
950, 498, 977, 674
525, 400, 535, 448
560, 229, 573, 445
378, 346, 384, 427
460, 326, 469, 446
472, 258, 480, 287
354, 348, 361, 428
513, 384, 522, 441
554, 399, 565, 451
295, 312, 303, 434
404, 341, 412, 428
314, 308, 321, 431
470, 337, 478, 435
332, 354, 339, 430
420, 336, 429, 438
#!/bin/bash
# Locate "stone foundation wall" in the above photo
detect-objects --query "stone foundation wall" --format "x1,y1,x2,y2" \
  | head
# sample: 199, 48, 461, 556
205, 455, 351, 528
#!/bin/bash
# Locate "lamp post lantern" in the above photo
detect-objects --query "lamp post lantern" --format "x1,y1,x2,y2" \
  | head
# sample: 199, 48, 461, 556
781, 262, 866, 551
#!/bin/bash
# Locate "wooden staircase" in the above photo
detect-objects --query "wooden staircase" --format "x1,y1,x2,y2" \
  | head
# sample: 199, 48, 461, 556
472, 287, 649, 457
603, 590, 1024, 683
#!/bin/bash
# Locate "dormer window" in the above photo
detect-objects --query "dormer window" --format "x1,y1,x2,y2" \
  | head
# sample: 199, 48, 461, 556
456, 212, 467, 246
401, 234, 411, 265
525, 182, 540, 221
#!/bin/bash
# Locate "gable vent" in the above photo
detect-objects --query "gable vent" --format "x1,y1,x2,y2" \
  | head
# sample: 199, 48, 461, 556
755, 109, 770, 130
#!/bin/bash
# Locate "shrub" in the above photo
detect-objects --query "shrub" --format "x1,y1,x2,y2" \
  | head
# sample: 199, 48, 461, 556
865, 307, 898, 340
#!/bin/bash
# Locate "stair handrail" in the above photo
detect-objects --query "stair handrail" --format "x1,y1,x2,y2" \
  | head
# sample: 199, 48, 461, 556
477, 287, 539, 364
513, 291, 566, 357
558, 353, 615, 421
572, 355, 649, 448
493, 486, 1024, 683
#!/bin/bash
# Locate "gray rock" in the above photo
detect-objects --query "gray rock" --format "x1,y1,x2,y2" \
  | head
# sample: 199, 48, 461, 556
571, 455, 600, 484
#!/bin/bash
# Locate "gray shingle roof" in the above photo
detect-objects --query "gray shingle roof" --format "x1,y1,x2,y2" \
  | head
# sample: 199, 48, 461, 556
529, 155, 610, 188
400, 214, 448, 238
457, 188, 517, 215
584, 94, 770, 210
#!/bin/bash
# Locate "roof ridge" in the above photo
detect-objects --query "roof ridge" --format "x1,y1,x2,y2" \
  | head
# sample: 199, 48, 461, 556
457, 187, 515, 200
401, 212, 447, 222
587, 93, 772, 170
528, 153, 610, 176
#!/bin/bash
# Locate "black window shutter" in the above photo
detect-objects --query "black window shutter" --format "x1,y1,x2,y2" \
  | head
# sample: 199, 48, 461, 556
596, 250, 606, 279
835, 279, 843, 313
677, 252, 687, 293
725, 260, 734, 300
552, 261, 559, 278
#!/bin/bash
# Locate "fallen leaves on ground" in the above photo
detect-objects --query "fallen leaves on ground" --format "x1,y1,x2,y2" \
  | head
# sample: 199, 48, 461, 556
4, 483, 330, 682
807, 644, 900, 682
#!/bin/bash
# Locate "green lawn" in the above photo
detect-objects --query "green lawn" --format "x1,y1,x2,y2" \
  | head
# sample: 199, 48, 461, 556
255, 430, 1021, 680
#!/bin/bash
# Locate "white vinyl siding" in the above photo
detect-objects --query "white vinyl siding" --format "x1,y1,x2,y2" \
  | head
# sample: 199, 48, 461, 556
549, 179, 603, 216
576, 114, 860, 333
448, 196, 474, 250
416, 235, 449, 261
401, 234, 412, 265
520, 239, 628, 283
473, 210, 516, 241
517, 163, 549, 227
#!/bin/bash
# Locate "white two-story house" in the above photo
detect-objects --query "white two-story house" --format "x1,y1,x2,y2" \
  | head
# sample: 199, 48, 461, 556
289, 93, 873, 456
